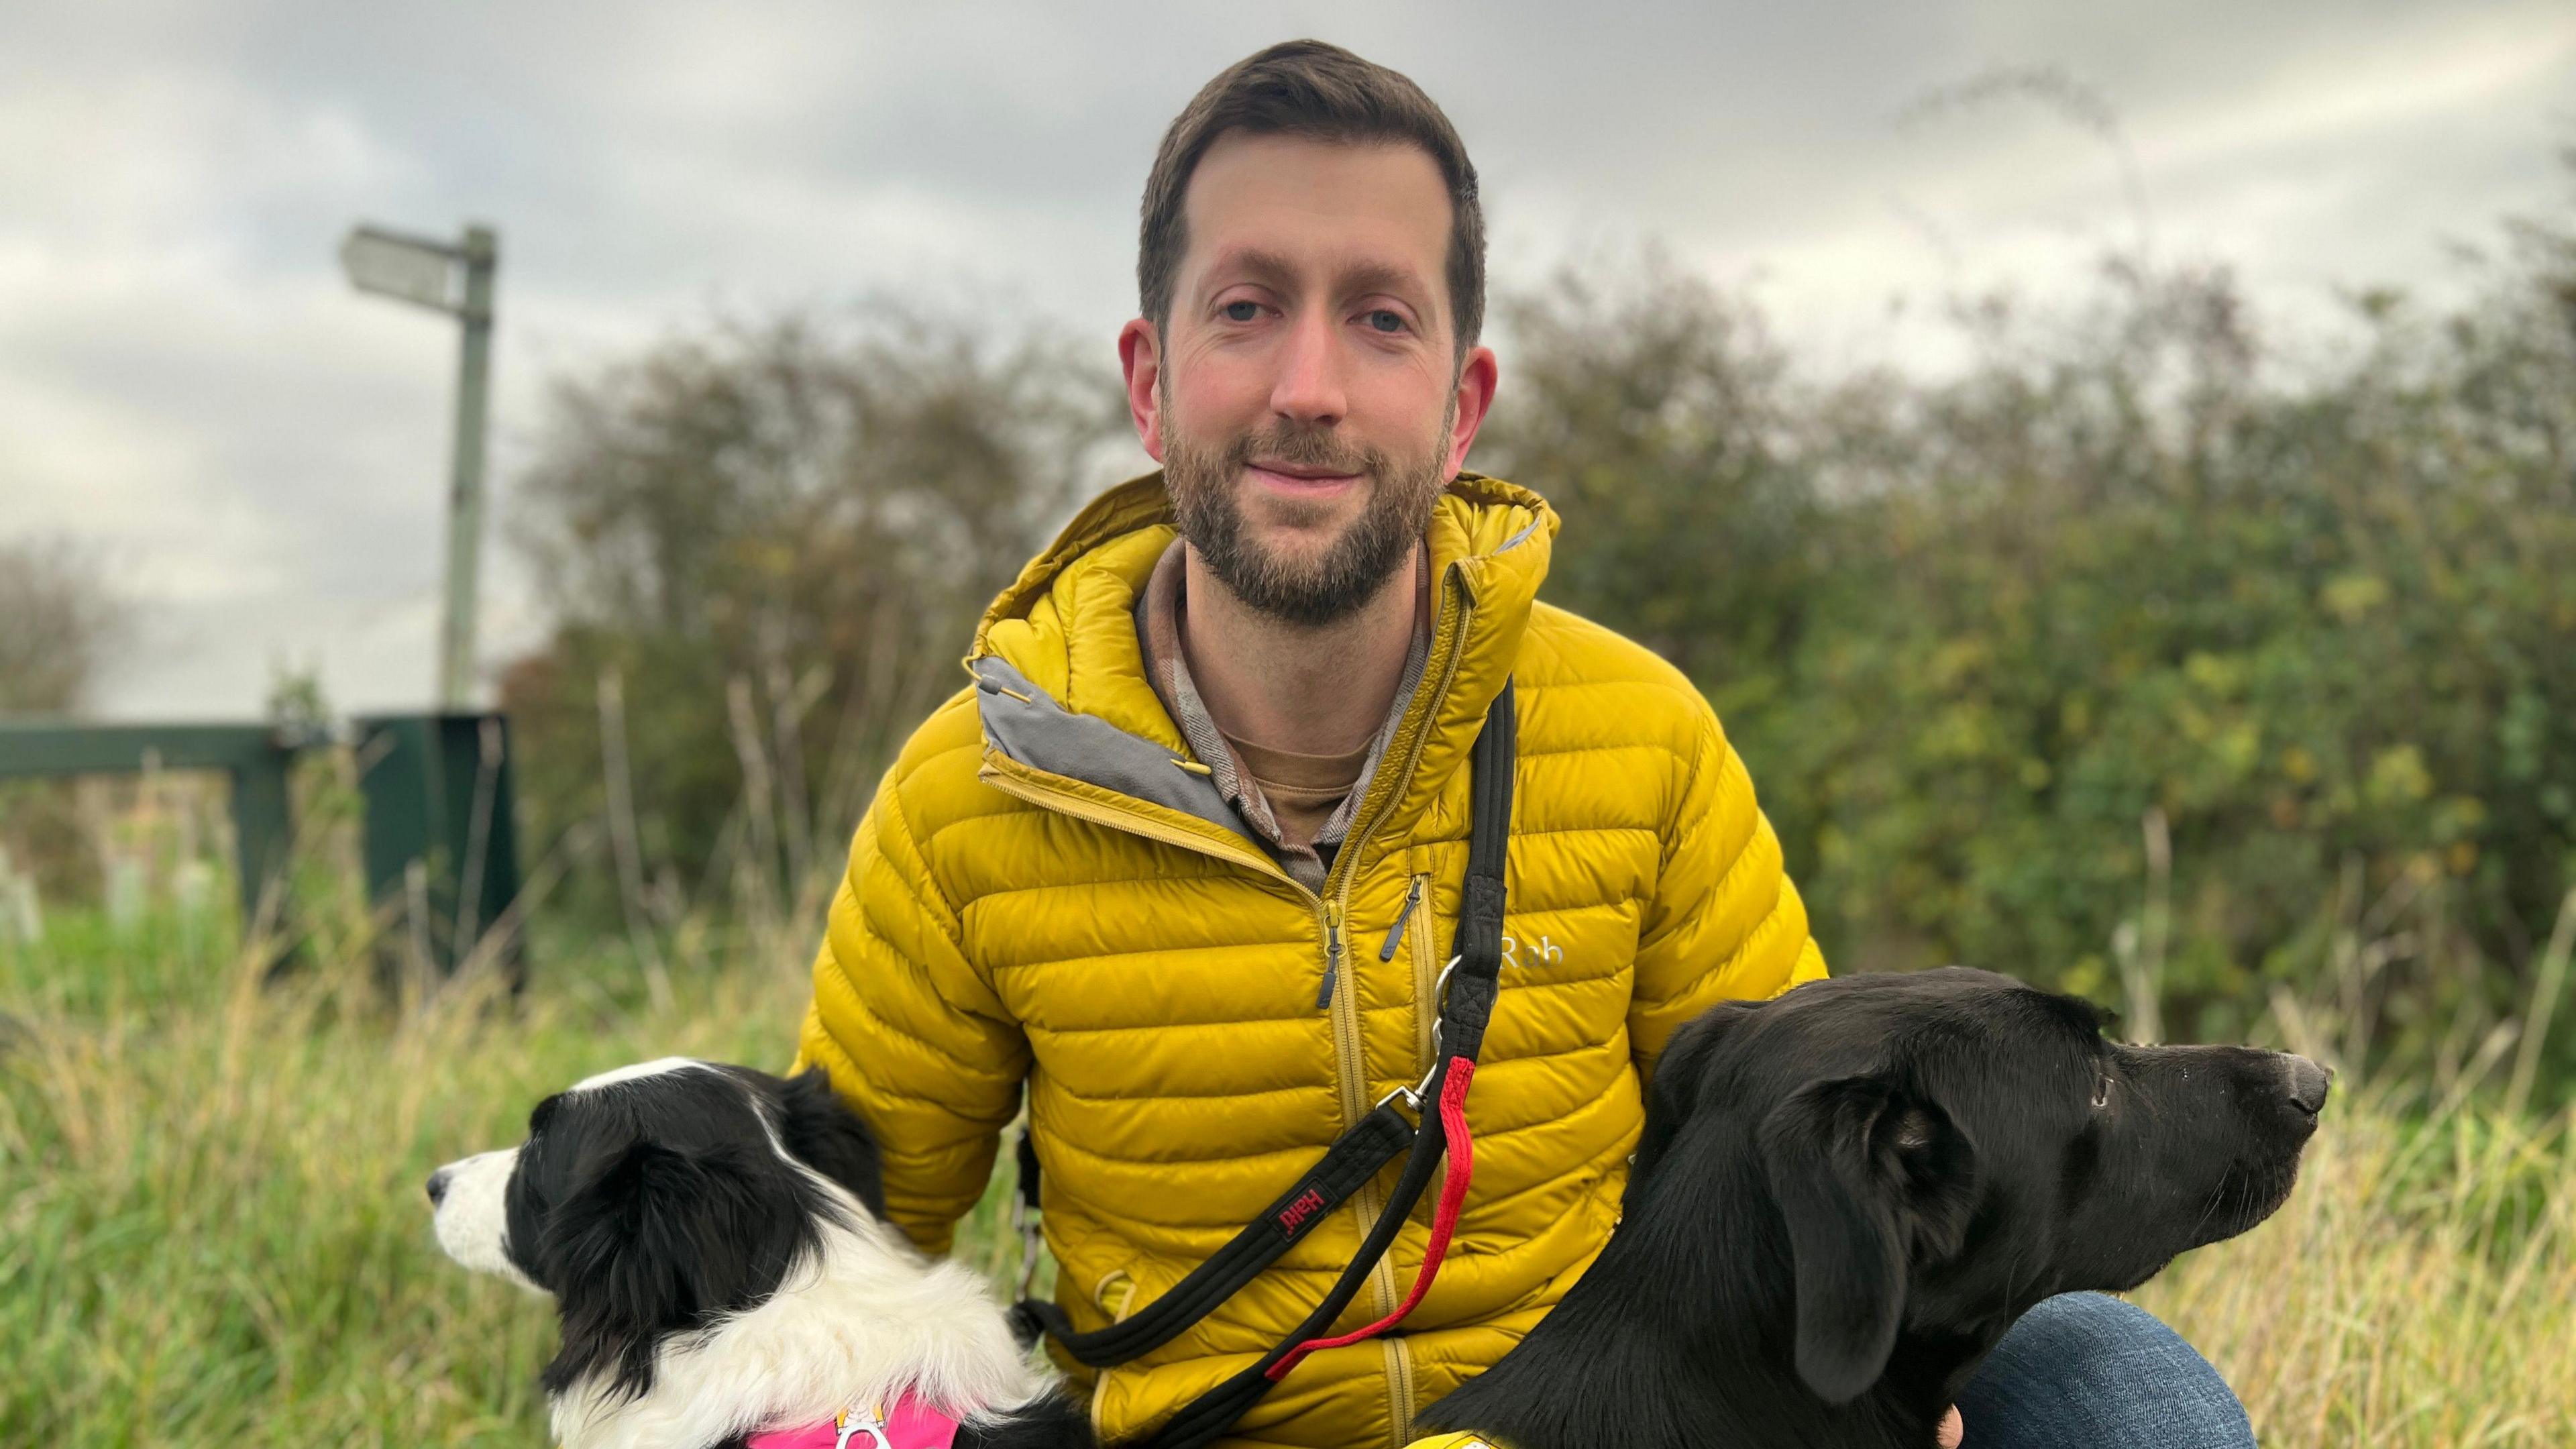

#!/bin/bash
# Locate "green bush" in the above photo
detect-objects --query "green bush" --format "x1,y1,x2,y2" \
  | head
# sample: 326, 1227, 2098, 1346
1487, 214, 2576, 1094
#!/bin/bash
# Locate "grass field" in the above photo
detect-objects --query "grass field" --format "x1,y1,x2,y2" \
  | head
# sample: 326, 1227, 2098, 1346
3, 910, 2569, 1446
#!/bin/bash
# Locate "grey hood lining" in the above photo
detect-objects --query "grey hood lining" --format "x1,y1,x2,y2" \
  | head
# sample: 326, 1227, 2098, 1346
971, 657, 1261, 848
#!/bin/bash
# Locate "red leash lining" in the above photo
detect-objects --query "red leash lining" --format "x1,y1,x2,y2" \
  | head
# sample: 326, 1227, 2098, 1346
1265, 1057, 1477, 1382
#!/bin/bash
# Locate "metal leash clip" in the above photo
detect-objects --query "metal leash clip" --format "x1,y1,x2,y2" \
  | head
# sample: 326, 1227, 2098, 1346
1374, 956, 1467, 1115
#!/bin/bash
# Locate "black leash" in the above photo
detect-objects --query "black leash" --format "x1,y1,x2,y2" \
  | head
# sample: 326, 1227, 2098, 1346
1006, 1104, 1417, 1365
1008, 681, 1517, 1447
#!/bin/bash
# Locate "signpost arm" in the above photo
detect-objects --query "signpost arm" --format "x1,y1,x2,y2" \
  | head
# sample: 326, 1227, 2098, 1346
439, 225, 498, 711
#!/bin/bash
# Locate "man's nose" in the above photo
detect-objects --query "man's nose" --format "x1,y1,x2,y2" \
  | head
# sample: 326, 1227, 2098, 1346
1269, 308, 1347, 426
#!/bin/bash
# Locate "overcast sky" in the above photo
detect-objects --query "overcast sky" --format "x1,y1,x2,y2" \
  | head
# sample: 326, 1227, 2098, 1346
5, 0, 2571, 720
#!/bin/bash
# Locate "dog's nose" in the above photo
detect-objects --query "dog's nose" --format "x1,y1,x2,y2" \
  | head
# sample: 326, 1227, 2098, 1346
2283, 1055, 2332, 1116
426, 1167, 452, 1207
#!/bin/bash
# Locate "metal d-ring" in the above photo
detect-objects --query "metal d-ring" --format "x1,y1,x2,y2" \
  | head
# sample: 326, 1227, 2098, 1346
1431, 954, 1464, 1011
1378, 956, 1472, 1117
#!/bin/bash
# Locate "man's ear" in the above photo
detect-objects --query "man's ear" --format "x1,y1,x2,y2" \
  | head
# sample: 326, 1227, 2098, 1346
777, 1067, 886, 1218
1444, 343, 1499, 476
1119, 317, 1165, 461
537, 1138, 820, 1400
1758, 1075, 1976, 1404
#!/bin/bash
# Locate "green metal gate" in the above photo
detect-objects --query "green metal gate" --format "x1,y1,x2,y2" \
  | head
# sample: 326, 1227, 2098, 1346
0, 721, 301, 934
0, 712, 521, 979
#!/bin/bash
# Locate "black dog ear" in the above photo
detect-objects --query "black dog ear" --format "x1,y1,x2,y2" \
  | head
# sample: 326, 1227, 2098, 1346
1759, 1075, 1976, 1404
777, 1067, 887, 1218
536, 1138, 821, 1401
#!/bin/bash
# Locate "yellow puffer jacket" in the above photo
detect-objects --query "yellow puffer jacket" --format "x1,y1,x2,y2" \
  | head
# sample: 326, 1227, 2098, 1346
796, 472, 1825, 1448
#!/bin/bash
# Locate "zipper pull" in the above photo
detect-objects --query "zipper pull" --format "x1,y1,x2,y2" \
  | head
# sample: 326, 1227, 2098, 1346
1378, 877, 1424, 962
1317, 904, 1343, 1009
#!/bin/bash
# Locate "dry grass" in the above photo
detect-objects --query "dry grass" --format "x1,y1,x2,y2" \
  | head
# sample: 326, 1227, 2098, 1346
2137, 1093, 2575, 1446
0, 910, 826, 1445
3, 909, 2565, 1446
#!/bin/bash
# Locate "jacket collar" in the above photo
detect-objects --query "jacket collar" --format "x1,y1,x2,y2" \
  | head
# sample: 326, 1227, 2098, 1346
967, 470, 1558, 871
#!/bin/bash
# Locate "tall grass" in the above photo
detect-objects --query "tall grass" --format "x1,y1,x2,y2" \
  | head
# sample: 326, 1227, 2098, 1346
2137, 1094, 2576, 1444
3, 909, 2567, 1445
0, 908, 1020, 1446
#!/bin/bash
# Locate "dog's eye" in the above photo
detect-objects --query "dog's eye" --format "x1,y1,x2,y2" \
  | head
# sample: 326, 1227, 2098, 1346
2090, 1075, 2113, 1110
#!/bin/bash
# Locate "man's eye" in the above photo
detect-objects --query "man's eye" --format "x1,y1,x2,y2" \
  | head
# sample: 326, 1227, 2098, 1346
1222, 301, 1260, 322
1364, 309, 1405, 333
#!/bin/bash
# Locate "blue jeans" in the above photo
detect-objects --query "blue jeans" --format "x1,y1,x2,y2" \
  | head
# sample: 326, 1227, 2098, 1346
1956, 1293, 2254, 1448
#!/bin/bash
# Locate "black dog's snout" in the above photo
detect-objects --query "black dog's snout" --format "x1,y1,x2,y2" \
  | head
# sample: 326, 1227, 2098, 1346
426, 1167, 453, 1207
2283, 1055, 2332, 1116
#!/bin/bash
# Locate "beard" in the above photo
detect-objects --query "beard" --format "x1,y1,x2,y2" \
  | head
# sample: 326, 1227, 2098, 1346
1161, 402, 1454, 629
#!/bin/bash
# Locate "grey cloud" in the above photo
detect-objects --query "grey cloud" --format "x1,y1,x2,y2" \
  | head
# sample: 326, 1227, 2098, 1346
0, 0, 2567, 717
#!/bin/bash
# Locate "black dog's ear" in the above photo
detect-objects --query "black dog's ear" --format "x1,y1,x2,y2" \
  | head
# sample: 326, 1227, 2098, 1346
1759, 1075, 1976, 1404
536, 1138, 821, 1401
777, 1067, 887, 1217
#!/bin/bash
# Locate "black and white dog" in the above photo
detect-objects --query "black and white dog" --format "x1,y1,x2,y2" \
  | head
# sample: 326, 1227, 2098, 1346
427, 1058, 1090, 1449
1416, 967, 2330, 1449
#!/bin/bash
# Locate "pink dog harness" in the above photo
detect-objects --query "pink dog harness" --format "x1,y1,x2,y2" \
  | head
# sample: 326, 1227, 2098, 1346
744, 1397, 960, 1449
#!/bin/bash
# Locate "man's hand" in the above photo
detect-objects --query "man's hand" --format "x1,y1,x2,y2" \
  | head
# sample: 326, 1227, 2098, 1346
1938, 1406, 1964, 1447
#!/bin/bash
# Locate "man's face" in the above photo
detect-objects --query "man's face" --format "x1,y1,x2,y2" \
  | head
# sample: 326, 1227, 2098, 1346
1121, 132, 1498, 627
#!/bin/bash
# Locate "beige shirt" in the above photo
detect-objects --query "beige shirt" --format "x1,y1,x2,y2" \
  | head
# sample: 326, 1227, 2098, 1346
1134, 537, 1432, 892
1223, 732, 1376, 848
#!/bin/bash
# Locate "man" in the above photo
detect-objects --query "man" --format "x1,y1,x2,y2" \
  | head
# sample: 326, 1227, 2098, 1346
798, 40, 2251, 1449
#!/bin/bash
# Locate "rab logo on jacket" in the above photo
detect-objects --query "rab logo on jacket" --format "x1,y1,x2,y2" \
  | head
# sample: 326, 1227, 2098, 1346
1499, 932, 1564, 971
1275, 1186, 1328, 1237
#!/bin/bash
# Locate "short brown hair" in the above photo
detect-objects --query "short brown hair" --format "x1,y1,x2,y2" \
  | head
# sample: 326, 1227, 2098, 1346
1138, 40, 1485, 359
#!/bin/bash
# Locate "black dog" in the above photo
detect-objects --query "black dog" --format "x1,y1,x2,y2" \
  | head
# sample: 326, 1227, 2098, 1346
1416, 968, 2328, 1449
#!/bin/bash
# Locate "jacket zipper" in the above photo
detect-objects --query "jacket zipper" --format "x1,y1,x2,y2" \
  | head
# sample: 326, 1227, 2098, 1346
1330, 571, 1475, 885
1385, 1336, 1419, 1448
1320, 892, 1394, 1329
1377, 876, 1423, 961
1403, 873, 1438, 1071
979, 565, 1481, 1393
1316, 902, 1344, 1009
1318, 574, 1478, 1333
